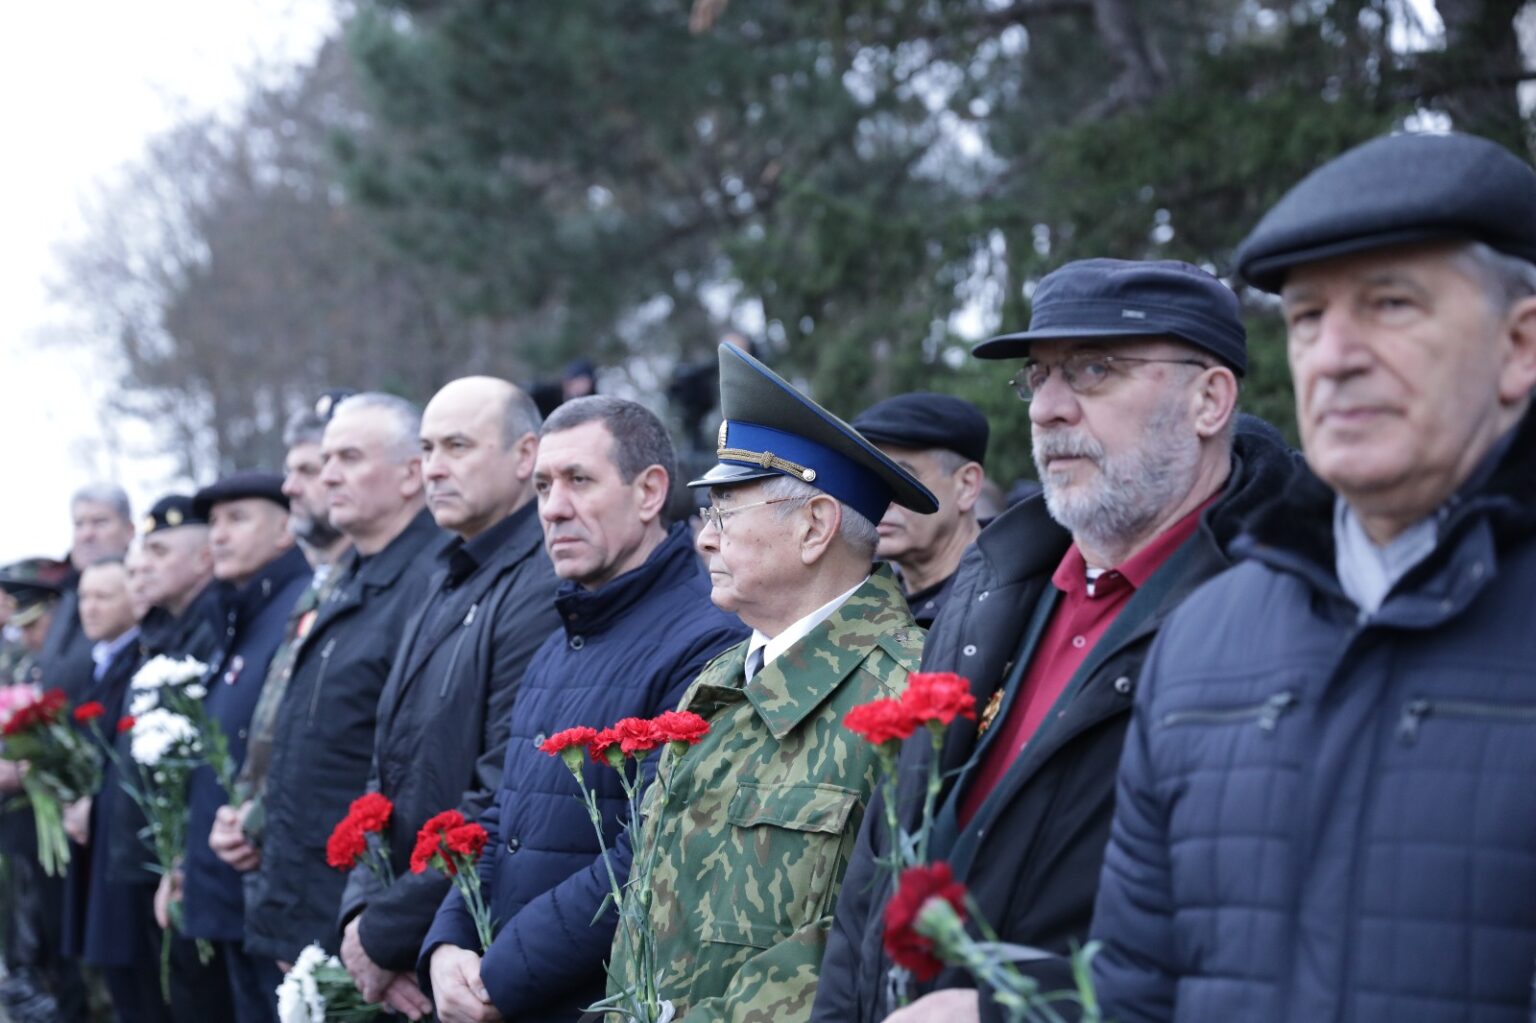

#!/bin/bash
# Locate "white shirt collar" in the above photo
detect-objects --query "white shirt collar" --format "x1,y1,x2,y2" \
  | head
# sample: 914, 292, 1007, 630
1333, 497, 1437, 615
91, 626, 141, 679
745, 576, 869, 681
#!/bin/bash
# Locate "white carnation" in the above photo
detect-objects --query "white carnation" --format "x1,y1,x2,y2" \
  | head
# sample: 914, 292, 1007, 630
131, 655, 209, 692
129, 709, 198, 766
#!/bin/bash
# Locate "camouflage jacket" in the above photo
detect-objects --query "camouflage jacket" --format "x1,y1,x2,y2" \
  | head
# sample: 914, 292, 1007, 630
611, 565, 923, 1023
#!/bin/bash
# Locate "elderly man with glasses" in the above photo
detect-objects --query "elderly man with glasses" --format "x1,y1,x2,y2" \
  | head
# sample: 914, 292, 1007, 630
811, 258, 1296, 1023
604, 343, 938, 1023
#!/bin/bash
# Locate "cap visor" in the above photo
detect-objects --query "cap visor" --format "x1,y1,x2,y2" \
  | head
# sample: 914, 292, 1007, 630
1239, 226, 1464, 293
686, 463, 781, 490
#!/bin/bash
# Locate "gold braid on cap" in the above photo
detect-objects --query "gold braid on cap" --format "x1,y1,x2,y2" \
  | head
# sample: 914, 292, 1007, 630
715, 446, 818, 483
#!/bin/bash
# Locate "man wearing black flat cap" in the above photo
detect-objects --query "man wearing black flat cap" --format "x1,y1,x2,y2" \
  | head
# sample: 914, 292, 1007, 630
1093, 133, 1536, 1023
161, 471, 311, 1023
851, 393, 989, 627
814, 258, 1295, 1023
606, 343, 936, 1022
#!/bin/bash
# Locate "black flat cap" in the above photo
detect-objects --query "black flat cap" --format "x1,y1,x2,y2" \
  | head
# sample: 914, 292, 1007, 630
141, 494, 205, 537
192, 472, 288, 519
974, 259, 1247, 376
1236, 132, 1536, 293
851, 393, 989, 465
689, 345, 938, 522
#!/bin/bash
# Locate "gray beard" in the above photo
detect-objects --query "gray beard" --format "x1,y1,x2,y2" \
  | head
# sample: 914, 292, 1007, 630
293, 513, 343, 551
1032, 399, 1200, 558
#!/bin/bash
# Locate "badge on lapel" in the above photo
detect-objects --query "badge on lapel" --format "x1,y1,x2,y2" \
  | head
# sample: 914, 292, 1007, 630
296, 610, 318, 641
223, 655, 245, 686
977, 687, 1004, 736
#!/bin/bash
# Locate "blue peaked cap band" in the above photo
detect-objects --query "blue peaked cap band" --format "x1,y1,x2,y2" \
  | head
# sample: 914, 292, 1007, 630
721, 421, 893, 525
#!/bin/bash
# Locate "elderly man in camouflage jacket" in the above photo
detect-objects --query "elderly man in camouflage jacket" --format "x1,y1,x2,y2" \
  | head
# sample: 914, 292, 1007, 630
608, 344, 937, 1022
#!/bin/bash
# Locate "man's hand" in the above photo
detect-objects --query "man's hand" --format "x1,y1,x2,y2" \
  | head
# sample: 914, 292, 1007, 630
209, 801, 261, 872
341, 916, 396, 1003
882, 988, 981, 1022
428, 945, 503, 1023
380, 973, 435, 1021
0, 758, 24, 794
63, 797, 92, 846
154, 868, 184, 931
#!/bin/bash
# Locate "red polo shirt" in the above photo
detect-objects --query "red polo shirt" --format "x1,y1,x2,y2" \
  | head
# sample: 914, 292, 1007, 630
957, 498, 1213, 827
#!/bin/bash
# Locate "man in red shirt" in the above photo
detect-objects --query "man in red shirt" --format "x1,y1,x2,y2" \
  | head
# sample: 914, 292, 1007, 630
813, 258, 1297, 1023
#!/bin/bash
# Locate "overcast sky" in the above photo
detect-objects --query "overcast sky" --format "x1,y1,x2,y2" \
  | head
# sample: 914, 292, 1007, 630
0, 0, 335, 564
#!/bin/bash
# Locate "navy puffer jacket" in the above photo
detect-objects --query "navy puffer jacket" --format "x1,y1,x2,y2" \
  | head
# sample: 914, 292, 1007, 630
418, 522, 747, 1022
1092, 408, 1536, 1023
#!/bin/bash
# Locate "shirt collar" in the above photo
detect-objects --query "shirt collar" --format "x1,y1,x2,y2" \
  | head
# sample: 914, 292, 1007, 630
746, 575, 870, 680
445, 502, 535, 586
92, 626, 141, 676
1051, 495, 1215, 596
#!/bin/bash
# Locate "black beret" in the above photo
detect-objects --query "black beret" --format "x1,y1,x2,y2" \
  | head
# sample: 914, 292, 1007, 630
974, 259, 1247, 376
141, 494, 205, 536
851, 393, 989, 465
314, 388, 358, 423
192, 472, 288, 519
688, 345, 938, 521
1236, 132, 1536, 293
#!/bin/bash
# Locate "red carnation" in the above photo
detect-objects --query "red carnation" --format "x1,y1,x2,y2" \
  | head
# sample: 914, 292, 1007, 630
348, 792, 393, 833
539, 726, 599, 757
611, 717, 662, 755
444, 823, 488, 860
587, 728, 620, 762
651, 710, 709, 746
410, 810, 469, 875
883, 861, 968, 981
844, 697, 920, 746
900, 672, 977, 727
72, 701, 106, 724
116, 716, 135, 734
419, 809, 466, 837
326, 818, 367, 871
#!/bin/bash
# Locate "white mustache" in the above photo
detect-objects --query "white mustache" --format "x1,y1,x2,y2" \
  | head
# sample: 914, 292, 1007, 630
1033, 432, 1105, 464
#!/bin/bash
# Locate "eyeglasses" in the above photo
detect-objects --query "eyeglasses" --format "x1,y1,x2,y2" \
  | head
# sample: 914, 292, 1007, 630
1010, 354, 1212, 401
698, 496, 804, 534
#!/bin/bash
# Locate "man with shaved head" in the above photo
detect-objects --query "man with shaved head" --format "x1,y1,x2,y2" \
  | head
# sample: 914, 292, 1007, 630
336, 376, 561, 1018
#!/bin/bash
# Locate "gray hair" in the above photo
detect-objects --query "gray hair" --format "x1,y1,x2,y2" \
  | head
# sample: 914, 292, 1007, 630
502, 386, 543, 445
71, 482, 131, 523
758, 474, 880, 561
542, 396, 677, 486
1453, 241, 1536, 314
332, 392, 422, 463
283, 409, 327, 449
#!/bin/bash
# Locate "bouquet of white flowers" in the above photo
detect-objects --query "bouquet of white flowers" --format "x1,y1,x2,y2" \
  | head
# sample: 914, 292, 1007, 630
276, 944, 380, 1023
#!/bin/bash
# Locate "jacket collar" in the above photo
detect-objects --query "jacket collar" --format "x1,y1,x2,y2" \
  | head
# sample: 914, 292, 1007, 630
224, 546, 310, 627
334, 508, 444, 596
1238, 406, 1536, 590
744, 565, 914, 741
553, 521, 699, 637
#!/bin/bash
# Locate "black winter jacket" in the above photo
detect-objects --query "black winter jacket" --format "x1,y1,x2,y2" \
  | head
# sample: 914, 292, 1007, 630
338, 504, 562, 971
1092, 408, 1536, 1023
813, 418, 1296, 1023
244, 509, 443, 960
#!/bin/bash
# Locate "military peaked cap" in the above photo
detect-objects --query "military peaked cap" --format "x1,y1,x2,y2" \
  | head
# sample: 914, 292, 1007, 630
689, 344, 938, 522
1236, 132, 1536, 293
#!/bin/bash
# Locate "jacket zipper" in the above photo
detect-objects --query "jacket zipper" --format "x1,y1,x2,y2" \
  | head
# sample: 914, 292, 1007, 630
307, 637, 337, 727
1397, 697, 1536, 744
1160, 690, 1298, 732
438, 603, 478, 698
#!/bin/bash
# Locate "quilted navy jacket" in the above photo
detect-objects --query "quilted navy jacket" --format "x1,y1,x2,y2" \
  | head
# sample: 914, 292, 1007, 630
417, 522, 747, 1022
1092, 409, 1536, 1023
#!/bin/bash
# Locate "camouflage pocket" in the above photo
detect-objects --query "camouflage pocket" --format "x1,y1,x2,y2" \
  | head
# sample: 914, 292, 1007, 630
701, 781, 858, 949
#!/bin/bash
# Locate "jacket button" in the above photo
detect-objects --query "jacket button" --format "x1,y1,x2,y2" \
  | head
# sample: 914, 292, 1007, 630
506, 837, 521, 853
978, 590, 989, 602
569, 635, 585, 650
1113, 676, 1133, 695
962, 644, 977, 656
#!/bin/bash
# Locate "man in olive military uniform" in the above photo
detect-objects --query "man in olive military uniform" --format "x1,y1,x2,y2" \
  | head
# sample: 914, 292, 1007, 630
609, 344, 937, 1022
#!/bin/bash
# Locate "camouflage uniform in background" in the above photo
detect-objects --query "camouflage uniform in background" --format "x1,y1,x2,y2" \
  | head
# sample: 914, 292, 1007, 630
613, 566, 922, 1022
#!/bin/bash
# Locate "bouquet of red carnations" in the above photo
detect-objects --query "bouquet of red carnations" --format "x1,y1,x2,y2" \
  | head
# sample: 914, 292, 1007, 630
326, 792, 396, 885
409, 809, 493, 950
538, 709, 711, 1023
0, 684, 106, 875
